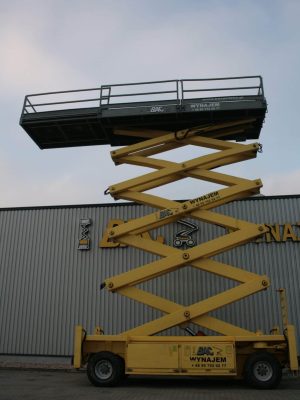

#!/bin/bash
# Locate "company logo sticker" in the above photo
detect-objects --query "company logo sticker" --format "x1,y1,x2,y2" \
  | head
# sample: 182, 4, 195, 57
173, 220, 198, 248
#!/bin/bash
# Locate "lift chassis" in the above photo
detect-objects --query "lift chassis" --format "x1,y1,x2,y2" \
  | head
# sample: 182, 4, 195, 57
74, 121, 298, 389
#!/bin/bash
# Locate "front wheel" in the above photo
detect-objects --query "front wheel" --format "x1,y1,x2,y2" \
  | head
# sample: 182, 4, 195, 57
87, 351, 125, 387
244, 352, 282, 389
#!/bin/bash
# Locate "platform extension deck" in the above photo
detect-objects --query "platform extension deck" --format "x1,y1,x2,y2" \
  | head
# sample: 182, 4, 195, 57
20, 77, 267, 149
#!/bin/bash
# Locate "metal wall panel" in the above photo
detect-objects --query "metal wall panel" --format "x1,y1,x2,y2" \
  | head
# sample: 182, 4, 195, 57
0, 196, 299, 356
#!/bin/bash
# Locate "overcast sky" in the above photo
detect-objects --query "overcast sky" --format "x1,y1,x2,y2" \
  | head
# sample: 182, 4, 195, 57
0, 0, 299, 207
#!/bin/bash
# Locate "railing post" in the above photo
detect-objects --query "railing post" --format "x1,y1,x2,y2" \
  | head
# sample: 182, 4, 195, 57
259, 76, 264, 97
180, 80, 184, 107
176, 80, 179, 107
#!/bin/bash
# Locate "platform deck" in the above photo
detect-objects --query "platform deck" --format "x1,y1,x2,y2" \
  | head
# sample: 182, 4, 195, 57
20, 77, 267, 149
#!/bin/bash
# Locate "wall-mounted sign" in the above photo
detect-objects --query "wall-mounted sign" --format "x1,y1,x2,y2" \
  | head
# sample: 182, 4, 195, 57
256, 223, 300, 243
99, 219, 164, 248
99, 219, 300, 248
173, 220, 198, 248
78, 218, 91, 250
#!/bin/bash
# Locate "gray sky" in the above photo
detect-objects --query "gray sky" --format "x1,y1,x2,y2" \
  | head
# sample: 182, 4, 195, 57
0, 0, 300, 207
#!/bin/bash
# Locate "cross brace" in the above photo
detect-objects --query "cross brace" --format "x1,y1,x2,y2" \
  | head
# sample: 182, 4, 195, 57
103, 120, 270, 338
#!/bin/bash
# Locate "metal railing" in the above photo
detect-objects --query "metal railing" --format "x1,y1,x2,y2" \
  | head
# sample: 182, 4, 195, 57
21, 76, 264, 116
100, 80, 180, 106
22, 87, 102, 114
181, 76, 264, 100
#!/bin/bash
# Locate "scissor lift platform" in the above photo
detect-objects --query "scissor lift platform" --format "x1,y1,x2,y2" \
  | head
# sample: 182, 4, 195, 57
20, 77, 267, 149
19, 75, 299, 389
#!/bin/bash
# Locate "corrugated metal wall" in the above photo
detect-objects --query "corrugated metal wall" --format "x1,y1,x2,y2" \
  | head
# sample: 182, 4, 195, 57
0, 196, 299, 356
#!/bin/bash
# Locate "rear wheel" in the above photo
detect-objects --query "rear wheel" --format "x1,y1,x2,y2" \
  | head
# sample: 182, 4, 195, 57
244, 352, 282, 389
87, 351, 125, 387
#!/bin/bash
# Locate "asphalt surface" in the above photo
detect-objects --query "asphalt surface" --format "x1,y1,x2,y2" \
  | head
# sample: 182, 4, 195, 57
0, 369, 299, 400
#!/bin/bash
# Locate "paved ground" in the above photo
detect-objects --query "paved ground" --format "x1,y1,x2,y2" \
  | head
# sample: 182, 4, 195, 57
0, 369, 299, 400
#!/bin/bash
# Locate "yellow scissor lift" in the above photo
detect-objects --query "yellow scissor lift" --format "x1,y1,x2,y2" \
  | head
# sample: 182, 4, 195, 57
20, 77, 298, 389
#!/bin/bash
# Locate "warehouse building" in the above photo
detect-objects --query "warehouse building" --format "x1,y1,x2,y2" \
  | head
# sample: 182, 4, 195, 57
0, 195, 299, 360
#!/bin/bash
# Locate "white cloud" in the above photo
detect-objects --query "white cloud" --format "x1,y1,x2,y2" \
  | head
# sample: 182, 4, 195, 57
263, 170, 300, 195
0, 170, 98, 208
0, 26, 88, 94
1, 0, 300, 208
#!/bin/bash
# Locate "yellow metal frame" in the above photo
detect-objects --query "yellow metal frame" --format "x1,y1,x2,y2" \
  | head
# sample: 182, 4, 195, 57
74, 120, 298, 374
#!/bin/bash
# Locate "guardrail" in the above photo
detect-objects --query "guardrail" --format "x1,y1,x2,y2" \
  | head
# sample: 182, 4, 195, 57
181, 76, 264, 99
21, 76, 264, 116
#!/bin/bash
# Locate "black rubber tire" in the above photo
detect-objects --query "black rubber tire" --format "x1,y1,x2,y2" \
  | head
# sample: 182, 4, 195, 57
244, 352, 282, 389
87, 351, 125, 387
